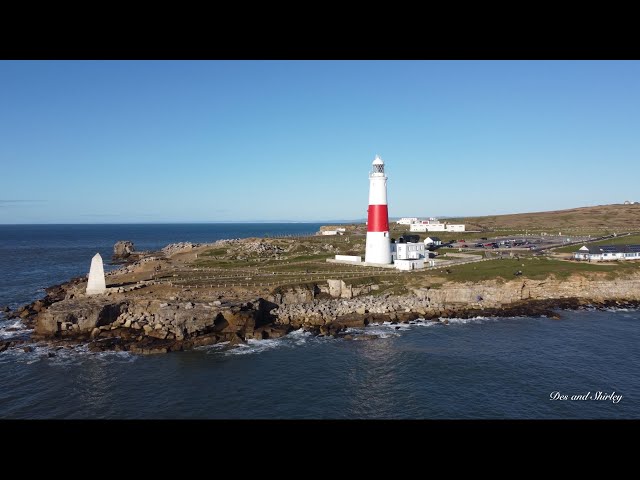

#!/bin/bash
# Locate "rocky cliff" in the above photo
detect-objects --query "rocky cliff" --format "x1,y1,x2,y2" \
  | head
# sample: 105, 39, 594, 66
11, 272, 640, 355
32, 296, 286, 354
270, 274, 640, 332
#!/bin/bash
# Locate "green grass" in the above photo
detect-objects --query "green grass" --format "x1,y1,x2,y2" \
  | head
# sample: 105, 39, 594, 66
200, 247, 228, 257
442, 257, 640, 283
178, 234, 640, 293
554, 233, 640, 253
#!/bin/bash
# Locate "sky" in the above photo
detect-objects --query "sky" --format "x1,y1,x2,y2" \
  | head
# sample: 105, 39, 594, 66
1, 60, 639, 224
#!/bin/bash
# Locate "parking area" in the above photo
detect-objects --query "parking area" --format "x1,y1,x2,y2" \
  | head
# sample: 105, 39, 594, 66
436, 234, 595, 253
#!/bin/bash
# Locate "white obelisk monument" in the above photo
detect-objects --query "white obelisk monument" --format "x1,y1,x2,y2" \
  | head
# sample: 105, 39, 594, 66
86, 253, 106, 295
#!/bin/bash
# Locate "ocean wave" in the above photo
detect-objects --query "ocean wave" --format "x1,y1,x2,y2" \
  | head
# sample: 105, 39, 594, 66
0, 341, 136, 365
361, 322, 408, 338
347, 319, 439, 339
53, 346, 137, 365
200, 329, 323, 356
198, 341, 230, 353
441, 316, 497, 325
0, 319, 33, 341
603, 307, 639, 313
410, 318, 440, 327
224, 338, 287, 356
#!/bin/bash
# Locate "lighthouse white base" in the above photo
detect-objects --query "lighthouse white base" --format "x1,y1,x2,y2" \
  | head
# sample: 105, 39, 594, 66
365, 231, 392, 264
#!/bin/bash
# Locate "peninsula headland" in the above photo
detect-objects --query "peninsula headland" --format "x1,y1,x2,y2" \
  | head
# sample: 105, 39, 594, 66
2, 203, 640, 355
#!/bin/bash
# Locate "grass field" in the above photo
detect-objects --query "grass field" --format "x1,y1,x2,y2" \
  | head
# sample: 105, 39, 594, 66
443, 257, 640, 283
152, 223, 640, 298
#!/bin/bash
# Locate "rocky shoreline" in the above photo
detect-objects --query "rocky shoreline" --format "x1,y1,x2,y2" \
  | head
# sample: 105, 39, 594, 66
2, 238, 640, 356
2, 280, 639, 355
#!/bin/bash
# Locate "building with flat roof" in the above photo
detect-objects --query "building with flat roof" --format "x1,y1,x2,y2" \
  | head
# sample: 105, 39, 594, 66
396, 217, 418, 225
574, 244, 640, 261
391, 240, 426, 270
410, 218, 465, 232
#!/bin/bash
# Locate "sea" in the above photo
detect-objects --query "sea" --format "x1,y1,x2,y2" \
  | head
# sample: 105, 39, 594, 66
0, 224, 638, 419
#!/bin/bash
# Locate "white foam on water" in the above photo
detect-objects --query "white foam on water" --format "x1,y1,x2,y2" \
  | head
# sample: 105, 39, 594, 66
344, 318, 441, 339
0, 319, 33, 340
225, 338, 284, 356
203, 328, 328, 356
52, 345, 137, 365
346, 323, 400, 339
0, 342, 53, 364
0, 340, 137, 365
368, 321, 409, 330
442, 316, 496, 325
287, 328, 315, 346
199, 341, 230, 353
409, 318, 440, 327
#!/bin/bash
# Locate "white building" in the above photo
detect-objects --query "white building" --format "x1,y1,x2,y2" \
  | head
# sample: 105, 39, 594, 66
396, 217, 418, 225
391, 241, 426, 270
424, 236, 442, 246
334, 254, 362, 262
410, 222, 465, 232
321, 228, 346, 236
573, 244, 640, 261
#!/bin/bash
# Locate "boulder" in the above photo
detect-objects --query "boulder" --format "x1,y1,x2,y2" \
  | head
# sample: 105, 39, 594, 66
35, 298, 127, 336
113, 241, 135, 259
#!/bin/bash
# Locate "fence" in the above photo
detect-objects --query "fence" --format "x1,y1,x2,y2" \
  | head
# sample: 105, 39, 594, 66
149, 253, 492, 290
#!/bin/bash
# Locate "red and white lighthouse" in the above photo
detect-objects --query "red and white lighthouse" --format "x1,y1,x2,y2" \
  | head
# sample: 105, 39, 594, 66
365, 155, 392, 264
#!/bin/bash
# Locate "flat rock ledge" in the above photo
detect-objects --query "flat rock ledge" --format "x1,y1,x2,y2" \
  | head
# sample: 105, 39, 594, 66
2, 292, 635, 355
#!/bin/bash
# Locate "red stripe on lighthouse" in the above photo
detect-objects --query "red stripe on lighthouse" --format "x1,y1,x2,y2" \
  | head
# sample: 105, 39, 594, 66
367, 205, 389, 232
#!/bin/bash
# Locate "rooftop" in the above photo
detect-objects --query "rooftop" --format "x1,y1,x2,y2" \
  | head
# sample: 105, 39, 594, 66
580, 244, 640, 254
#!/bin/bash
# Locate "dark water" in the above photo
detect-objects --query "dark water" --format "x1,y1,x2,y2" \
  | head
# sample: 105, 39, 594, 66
0, 224, 638, 419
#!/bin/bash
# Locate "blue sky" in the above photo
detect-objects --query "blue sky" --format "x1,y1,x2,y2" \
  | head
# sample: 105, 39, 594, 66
1, 60, 639, 224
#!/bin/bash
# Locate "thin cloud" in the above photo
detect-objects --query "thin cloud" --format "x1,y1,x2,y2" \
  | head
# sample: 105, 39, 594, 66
79, 213, 159, 217
0, 199, 45, 207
